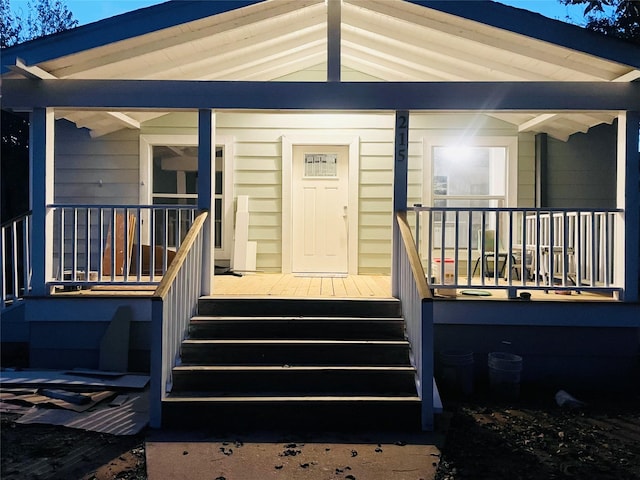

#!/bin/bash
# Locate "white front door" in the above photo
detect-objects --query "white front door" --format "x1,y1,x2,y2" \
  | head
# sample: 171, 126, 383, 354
292, 145, 349, 275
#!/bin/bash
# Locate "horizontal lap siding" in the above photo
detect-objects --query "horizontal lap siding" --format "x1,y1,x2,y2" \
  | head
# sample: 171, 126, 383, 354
217, 112, 397, 274
230, 132, 282, 272
358, 122, 395, 274
546, 123, 616, 209
54, 121, 140, 271
55, 121, 140, 204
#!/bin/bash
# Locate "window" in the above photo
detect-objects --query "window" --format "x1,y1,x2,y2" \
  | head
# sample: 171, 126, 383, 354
424, 137, 517, 249
141, 135, 233, 258
432, 145, 506, 205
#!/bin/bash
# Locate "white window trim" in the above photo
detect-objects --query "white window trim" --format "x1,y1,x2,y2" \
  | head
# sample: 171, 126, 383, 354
139, 134, 234, 259
281, 135, 360, 275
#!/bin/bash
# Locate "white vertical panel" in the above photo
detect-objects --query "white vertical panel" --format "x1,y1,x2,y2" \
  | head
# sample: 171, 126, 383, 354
303, 187, 316, 256
325, 186, 340, 256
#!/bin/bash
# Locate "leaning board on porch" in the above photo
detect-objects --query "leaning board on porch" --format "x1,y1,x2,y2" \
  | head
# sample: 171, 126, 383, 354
102, 213, 136, 276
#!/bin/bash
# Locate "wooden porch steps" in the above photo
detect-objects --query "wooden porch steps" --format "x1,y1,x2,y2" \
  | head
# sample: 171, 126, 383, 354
162, 297, 421, 430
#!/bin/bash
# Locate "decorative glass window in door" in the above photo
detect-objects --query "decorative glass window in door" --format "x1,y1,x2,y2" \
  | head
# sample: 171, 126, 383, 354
304, 153, 338, 177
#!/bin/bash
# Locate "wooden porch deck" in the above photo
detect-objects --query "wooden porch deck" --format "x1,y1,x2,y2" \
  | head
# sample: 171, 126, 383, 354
51, 273, 616, 302
209, 273, 615, 302
211, 274, 393, 298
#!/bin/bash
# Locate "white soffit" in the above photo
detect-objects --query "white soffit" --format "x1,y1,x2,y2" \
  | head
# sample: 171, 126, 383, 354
15, 0, 638, 140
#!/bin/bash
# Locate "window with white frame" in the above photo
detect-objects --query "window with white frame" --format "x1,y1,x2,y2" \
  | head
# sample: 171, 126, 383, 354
424, 137, 517, 249
140, 135, 233, 259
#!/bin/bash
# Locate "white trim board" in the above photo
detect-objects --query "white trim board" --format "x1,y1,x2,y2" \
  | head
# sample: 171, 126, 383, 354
282, 135, 360, 275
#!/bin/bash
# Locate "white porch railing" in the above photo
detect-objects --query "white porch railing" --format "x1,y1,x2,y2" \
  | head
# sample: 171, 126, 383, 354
150, 210, 208, 429
1, 212, 32, 309
394, 211, 434, 431
411, 206, 622, 295
49, 204, 198, 288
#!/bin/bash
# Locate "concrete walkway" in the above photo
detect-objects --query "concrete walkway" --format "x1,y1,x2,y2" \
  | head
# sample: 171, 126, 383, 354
146, 429, 444, 480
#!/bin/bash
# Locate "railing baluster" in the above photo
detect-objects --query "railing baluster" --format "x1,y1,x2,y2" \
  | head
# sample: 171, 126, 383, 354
480, 212, 486, 285
85, 208, 91, 284
23, 216, 31, 295
466, 210, 472, 286
562, 211, 568, 287
548, 211, 554, 289
603, 213, 610, 286
520, 211, 527, 286
136, 207, 142, 283
1, 225, 6, 302
590, 212, 597, 287
98, 207, 104, 281
108, 208, 115, 281
162, 209, 175, 272
494, 211, 500, 285
439, 210, 446, 285
150, 207, 156, 283
415, 204, 421, 251
11, 221, 19, 298
575, 213, 582, 288
507, 210, 513, 285
453, 210, 459, 285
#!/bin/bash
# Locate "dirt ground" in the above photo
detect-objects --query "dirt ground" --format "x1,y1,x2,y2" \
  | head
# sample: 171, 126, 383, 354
2, 387, 639, 480
435, 386, 640, 480
1, 413, 146, 480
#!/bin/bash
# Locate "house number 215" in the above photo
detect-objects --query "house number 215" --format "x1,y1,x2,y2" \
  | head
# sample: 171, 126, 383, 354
395, 111, 409, 163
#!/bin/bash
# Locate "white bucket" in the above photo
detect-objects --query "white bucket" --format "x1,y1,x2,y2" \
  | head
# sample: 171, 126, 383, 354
488, 352, 523, 399
439, 350, 474, 395
432, 258, 456, 297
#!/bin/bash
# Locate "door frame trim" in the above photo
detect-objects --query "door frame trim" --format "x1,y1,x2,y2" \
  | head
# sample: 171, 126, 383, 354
282, 135, 360, 274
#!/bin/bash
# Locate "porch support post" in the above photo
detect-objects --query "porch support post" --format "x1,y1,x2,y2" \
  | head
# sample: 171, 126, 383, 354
198, 109, 216, 296
29, 107, 55, 296
615, 111, 639, 302
392, 111, 410, 297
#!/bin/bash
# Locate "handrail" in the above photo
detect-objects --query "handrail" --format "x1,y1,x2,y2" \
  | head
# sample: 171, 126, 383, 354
394, 210, 434, 431
150, 210, 208, 428
396, 211, 432, 300
154, 210, 208, 299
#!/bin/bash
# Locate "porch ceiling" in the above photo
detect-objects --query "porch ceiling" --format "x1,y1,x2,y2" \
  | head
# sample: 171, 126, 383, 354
4, 0, 639, 140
